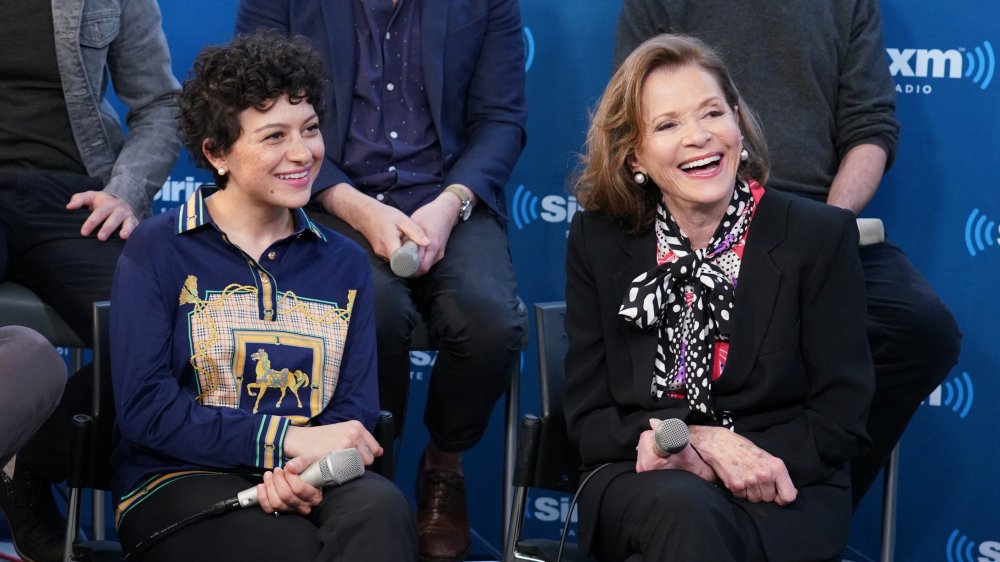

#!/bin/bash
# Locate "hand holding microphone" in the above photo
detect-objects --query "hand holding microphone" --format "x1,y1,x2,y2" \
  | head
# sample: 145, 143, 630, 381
235, 448, 365, 509
636, 418, 704, 475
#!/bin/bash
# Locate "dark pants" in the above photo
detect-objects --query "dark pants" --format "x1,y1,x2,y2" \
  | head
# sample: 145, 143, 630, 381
117, 471, 418, 561
0, 171, 124, 480
852, 240, 960, 506
0, 171, 124, 345
590, 469, 765, 562
311, 206, 526, 452
586, 466, 851, 562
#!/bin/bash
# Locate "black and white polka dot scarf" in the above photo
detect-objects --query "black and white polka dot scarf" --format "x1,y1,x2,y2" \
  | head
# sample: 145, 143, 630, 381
618, 180, 755, 427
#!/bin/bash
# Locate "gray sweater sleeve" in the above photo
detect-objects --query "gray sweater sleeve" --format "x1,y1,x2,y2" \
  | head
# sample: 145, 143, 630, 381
833, 0, 900, 168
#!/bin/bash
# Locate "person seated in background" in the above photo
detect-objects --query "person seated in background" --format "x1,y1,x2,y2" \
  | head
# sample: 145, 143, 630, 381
108, 33, 417, 561
614, 0, 961, 507
1, 325, 65, 481
234, 3, 528, 557
563, 34, 874, 561
0, 0, 180, 558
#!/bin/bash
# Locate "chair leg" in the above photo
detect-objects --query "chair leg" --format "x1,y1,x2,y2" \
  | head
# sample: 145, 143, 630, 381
880, 444, 900, 562
502, 355, 521, 544
91, 490, 106, 541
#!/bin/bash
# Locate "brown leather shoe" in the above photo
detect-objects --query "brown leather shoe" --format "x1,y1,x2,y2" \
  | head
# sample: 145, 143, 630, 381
416, 461, 470, 562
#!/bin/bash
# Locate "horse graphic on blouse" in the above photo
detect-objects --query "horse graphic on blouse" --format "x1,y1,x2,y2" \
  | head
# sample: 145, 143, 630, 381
247, 349, 310, 413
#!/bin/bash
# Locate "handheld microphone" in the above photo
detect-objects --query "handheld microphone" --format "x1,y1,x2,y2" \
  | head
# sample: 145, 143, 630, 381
390, 240, 420, 278
654, 418, 690, 456
235, 448, 364, 508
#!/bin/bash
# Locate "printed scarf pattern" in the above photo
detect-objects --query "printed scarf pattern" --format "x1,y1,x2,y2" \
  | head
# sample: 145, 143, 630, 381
618, 180, 757, 427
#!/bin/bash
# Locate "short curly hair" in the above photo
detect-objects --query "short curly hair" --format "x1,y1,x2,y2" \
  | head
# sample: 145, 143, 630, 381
179, 31, 327, 188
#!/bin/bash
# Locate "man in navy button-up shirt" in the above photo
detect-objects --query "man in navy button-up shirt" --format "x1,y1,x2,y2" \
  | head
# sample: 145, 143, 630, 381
236, 1, 527, 559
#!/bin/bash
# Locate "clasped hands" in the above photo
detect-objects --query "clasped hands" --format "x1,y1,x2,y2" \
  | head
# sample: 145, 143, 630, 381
636, 419, 797, 506
326, 182, 469, 276
255, 420, 382, 515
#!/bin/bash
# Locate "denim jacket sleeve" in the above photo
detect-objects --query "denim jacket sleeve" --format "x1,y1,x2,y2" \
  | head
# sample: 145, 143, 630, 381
54, 0, 181, 217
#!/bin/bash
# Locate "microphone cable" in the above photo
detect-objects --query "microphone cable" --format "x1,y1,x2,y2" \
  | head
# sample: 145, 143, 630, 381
555, 462, 612, 562
122, 497, 240, 561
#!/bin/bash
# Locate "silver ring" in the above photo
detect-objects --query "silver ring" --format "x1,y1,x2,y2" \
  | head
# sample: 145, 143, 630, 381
273, 511, 280, 517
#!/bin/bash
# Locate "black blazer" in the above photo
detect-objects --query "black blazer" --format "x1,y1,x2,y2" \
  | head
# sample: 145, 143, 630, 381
564, 188, 874, 557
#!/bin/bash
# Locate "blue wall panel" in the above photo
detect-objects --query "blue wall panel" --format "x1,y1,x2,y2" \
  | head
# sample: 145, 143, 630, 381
126, 0, 999, 557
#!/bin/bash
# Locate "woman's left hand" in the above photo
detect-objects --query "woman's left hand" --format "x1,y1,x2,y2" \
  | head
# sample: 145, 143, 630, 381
255, 455, 325, 516
688, 425, 798, 505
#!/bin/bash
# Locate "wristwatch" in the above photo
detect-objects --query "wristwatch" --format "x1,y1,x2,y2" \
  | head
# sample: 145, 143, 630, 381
444, 185, 473, 222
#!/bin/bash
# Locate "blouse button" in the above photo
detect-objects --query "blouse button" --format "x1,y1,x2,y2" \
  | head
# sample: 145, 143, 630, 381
267, 251, 277, 261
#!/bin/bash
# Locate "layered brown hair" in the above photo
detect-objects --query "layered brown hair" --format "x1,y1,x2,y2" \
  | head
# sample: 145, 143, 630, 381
574, 34, 769, 233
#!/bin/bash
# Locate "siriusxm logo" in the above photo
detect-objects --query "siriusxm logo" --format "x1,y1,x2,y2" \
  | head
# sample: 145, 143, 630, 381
408, 351, 436, 382
925, 372, 974, 419
947, 529, 1000, 562
510, 185, 579, 230
155, 176, 204, 204
523, 27, 535, 72
887, 41, 995, 90
526, 494, 578, 526
965, 209, 1000, 257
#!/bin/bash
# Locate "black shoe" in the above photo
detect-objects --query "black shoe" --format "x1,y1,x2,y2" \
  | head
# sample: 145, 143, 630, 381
0, 466, 66, 562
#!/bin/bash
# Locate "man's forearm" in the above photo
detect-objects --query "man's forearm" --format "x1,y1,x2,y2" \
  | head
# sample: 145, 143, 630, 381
826, 144, 889, 215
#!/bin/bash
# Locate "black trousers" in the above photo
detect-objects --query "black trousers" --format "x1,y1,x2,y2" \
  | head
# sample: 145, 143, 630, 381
117, 471, 418, 561
312, 207, 526, 452
0, 171, 124, 481
852, 241, 960, 505
0, 170, 124, 346
586, 467, 850, 562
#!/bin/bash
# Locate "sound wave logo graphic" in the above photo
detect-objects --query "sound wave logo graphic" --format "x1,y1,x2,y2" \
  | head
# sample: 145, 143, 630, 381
964, 208, 999, 256
511, 184, 539, 230
927, 372, 975, 419
523, 27, 535, 72
947, 529, 977, 562
965, 41, 995, 90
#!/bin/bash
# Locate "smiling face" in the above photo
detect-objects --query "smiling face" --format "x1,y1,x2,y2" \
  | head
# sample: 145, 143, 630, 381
204, 94, 323, 213
629, 64, 743, 219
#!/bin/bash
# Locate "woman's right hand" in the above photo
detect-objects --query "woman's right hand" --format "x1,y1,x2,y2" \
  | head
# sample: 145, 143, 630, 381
635, 419, 716, 482
255, 455, 324, 515
283, 420, 383, 465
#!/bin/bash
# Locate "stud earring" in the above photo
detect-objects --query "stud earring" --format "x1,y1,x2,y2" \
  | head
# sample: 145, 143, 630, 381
633, 171, 648, 185
217, 167, 227, 176
739, 149, 749, 162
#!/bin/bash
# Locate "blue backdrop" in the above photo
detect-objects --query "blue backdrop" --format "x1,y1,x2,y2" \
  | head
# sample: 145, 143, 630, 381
132, 0, 1000, 559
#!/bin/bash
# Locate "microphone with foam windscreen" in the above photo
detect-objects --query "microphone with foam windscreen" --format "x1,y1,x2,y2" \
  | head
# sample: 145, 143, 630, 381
236, 448, 364, 508
654, 418, 690, 456
390, 240, 420, 278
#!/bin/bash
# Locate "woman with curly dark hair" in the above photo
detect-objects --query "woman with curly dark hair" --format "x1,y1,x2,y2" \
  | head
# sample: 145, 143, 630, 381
109, 32, 417, 561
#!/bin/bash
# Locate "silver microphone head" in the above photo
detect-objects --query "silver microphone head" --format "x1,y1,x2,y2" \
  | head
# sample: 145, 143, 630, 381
321, 448, 365, 485
654, 418, 690, 455
390, 240, 420, 277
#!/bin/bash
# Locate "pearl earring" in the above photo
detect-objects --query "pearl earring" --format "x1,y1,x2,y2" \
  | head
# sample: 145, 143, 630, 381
739, 149, 749, 162
633, 171, 648, 185
217, 167, 227, 176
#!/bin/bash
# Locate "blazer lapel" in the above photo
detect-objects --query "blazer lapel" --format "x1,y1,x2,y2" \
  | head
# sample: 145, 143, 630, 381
610, 227, 660, 402
721, 189, 789, 388
421, 0, 448, 134
318, 0, 357, 150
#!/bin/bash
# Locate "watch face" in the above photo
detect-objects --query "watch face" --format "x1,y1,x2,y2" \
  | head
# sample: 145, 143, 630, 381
460, 201, 472, 221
